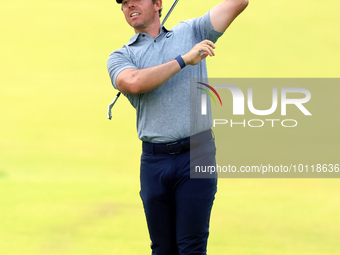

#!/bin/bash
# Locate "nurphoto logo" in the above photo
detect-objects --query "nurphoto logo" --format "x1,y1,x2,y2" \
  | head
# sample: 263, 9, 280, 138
199, 83, 312, 128
197, 82, 223, 115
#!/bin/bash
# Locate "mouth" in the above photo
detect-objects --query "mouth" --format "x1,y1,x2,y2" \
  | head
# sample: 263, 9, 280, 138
130, 12, 140, 18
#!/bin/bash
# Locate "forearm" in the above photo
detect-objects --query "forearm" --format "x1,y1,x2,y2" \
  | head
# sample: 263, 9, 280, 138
117, 59, 181, 94
116, 40, 216, 94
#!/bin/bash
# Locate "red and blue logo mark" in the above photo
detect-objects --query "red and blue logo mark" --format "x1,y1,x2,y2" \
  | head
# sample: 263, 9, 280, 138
197, 82, 223, 106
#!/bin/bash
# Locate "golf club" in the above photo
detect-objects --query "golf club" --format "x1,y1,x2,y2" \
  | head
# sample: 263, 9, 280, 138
107, 0, 180, 120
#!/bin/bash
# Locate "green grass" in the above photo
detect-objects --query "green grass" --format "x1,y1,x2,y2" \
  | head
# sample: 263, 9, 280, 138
1, 0, 340, 254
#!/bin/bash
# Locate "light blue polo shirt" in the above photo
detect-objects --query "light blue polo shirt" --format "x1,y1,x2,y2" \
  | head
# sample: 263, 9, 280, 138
107, 11, 223, 143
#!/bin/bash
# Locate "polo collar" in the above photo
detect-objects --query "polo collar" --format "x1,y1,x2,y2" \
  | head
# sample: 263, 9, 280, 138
128, 26, 172, 46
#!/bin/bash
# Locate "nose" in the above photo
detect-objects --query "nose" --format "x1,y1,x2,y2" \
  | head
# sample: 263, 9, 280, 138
127, 0, 136, 8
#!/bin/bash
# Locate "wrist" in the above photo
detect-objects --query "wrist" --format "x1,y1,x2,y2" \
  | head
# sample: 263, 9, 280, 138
181, 54, 189, 66
175, 55, 186, 69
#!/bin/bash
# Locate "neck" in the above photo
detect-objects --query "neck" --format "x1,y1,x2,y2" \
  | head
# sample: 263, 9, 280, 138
134, 22, 161, 38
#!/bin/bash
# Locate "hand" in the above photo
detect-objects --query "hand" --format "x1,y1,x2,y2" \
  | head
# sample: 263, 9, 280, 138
182, 40, 216, 66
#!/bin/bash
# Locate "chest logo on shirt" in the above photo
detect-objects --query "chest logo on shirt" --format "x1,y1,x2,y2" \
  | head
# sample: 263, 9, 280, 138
166, 33, 172, 38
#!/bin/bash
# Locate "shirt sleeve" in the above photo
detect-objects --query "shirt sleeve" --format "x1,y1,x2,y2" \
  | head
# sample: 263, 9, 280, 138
107, 48, 138, 90
186, 11, 224, 44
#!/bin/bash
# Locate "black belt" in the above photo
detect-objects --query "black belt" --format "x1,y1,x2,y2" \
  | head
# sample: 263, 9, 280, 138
142, 129, 213, 155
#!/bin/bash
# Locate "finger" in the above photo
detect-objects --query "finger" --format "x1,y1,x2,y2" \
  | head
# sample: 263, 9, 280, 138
198, 46, 212, 56
199, 46, 215, 56
207, 46, 215, 56
198, 42, 215, 56
203, 40, 216, 49
200, 52, 209, 60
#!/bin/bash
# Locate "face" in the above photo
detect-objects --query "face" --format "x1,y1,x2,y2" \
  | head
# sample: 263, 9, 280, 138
122, 0, 160, 31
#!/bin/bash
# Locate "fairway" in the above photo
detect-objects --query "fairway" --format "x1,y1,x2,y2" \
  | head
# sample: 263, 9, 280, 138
1, 0, 340, 254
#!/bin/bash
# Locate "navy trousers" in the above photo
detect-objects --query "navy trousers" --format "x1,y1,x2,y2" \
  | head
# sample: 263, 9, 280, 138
140, 130, 217, 255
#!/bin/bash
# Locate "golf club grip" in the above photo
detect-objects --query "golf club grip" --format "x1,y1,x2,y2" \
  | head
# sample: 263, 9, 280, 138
113, 91, 121, 101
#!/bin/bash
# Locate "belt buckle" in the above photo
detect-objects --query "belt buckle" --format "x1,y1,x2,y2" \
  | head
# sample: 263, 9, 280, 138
166, 142, 182, 155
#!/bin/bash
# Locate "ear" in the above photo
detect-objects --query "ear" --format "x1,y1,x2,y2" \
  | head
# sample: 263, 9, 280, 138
154, 0, 162, 12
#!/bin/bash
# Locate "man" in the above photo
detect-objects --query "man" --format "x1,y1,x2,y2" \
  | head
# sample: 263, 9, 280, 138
107, 0, 248, 254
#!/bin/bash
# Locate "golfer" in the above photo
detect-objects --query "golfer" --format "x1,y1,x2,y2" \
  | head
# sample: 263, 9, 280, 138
107, 0, 248, 254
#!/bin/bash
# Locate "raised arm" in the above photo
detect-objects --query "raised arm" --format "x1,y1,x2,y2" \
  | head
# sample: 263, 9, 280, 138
210, 0, 249, 33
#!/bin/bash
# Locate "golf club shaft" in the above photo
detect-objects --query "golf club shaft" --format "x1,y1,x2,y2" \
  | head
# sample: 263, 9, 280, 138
107, 0, 180, 119
161, 0, 180, 26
